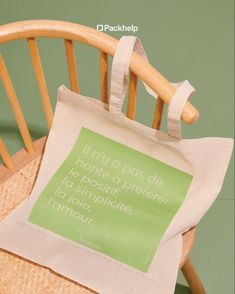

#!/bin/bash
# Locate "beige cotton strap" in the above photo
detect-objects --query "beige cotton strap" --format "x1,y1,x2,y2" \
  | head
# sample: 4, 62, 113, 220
109, 36, 196, 140
167, 80, 195, 139
109, 36, 157, 113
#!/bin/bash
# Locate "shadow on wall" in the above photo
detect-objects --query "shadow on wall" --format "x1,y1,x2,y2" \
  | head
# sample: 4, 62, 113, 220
0, 121, 47, 141
0, 121, 48, 164
175, 284, 191, 294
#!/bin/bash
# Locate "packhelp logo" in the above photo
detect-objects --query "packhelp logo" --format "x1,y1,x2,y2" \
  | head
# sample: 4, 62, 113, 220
97, 24, 139, 33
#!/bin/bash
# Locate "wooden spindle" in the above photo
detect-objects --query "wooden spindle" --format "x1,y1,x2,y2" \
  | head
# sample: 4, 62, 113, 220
0, 54, 34, 153
152, 97, 165, 130
64, 39, 79, 93
0, 138, 13, 169
100, 51, 108, 103
127, 71, 138, 119
27, 37, 53, 129
181, 259, 206, 294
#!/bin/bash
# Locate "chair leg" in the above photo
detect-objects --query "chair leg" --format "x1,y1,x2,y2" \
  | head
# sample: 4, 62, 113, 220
181, 258, 206, 294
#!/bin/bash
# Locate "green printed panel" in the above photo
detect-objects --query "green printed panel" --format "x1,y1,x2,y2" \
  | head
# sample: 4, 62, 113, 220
29, 127, 192, 272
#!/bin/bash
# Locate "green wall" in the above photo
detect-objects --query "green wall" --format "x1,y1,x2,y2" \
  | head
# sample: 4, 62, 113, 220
0, 0, 234, 293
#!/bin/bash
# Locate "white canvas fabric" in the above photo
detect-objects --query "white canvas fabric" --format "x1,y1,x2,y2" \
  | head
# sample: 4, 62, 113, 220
0, 36, 233, 294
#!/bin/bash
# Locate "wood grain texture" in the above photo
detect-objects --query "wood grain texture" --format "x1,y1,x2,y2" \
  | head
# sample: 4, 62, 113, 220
27, 37, 53, 129
152, 97, 165, 130
182, 258, 206, 294
64, 39, 79, 93
100, 51, 108, 103
127, 71, 138, 119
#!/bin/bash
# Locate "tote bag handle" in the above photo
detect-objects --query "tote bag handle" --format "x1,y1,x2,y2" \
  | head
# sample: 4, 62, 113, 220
109, 36, 195, 140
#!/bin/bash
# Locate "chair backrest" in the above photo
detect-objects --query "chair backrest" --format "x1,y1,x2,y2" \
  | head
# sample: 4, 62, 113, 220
0, 20, 199, 181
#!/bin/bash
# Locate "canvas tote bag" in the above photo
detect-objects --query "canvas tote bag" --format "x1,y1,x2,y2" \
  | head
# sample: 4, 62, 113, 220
0, 36, 233, 294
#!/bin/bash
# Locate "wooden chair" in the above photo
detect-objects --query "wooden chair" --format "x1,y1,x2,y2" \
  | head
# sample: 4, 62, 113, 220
0, 20, 205, 294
